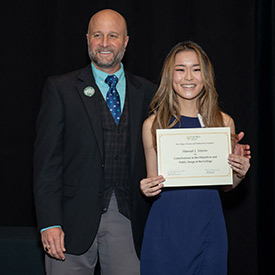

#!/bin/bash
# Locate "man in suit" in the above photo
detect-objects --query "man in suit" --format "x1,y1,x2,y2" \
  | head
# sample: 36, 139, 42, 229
33, 9, 156, 275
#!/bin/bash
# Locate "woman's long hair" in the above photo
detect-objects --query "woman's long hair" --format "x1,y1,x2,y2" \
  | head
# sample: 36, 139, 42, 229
150, 41, 224, 150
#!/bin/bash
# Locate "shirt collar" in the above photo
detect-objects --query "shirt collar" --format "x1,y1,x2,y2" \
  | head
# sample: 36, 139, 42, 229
91, 62, 124, 84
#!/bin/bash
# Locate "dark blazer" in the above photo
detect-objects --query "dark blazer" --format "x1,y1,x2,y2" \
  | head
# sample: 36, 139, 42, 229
33, 65, 156, 256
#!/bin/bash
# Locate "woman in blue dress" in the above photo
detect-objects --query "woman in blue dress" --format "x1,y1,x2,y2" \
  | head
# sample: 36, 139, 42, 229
140, 41, 250, 275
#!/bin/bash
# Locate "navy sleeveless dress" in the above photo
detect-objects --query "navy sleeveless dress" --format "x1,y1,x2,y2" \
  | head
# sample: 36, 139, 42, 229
140, 116, 228, 275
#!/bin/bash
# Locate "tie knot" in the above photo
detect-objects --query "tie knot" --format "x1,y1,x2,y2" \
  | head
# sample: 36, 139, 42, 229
105, 75, 118, 88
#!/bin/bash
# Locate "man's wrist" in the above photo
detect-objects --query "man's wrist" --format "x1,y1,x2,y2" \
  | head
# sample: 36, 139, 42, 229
40, 225, 61, 233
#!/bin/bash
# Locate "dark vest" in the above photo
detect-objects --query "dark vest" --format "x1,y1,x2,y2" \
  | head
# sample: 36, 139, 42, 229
99, 91, 131, 219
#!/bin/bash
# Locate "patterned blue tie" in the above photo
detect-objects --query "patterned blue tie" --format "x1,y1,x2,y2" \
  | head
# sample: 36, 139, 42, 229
105, 75, 121, 125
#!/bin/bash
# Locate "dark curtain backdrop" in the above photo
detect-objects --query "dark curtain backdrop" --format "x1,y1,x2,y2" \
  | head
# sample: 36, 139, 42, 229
0, 0, 273, 274
256, 0, 275, 274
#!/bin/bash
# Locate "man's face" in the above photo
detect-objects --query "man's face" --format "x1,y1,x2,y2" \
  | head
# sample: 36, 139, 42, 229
87, 11, 129, 73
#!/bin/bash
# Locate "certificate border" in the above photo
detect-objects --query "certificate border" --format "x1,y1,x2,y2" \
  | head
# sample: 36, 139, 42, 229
157, 127, 233, 186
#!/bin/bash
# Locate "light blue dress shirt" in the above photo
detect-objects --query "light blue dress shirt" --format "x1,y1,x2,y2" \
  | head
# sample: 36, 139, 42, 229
91, 62, 126, 110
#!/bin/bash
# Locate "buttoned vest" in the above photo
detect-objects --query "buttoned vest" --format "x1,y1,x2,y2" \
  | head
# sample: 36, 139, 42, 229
99, 91, 131, 219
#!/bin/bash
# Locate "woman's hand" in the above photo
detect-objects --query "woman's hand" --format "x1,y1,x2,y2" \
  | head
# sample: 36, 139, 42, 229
228, 153, 250, 179
140, 176, 165, 197
223, 153, 250, 191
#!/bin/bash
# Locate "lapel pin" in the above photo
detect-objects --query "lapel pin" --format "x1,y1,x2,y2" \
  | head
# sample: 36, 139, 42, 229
84, 86, 95, 97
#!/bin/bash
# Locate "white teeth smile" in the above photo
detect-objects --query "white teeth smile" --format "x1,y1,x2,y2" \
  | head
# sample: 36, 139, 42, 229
182, 84, 196, 88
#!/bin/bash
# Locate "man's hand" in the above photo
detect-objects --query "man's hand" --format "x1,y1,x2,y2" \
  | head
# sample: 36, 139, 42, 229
41, 227, 66, 260
223, 132, 251, 191
234, 132, 251, 159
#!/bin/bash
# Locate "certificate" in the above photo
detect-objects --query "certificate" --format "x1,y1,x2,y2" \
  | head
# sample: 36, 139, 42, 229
157, 127, 233, 187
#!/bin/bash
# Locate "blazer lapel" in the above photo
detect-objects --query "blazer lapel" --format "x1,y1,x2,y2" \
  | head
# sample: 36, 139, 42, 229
76, 65, 104, 161
126, 72, 145, 174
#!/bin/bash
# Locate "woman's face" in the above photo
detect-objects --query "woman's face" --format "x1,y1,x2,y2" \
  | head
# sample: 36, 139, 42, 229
172, 50, 204, 102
